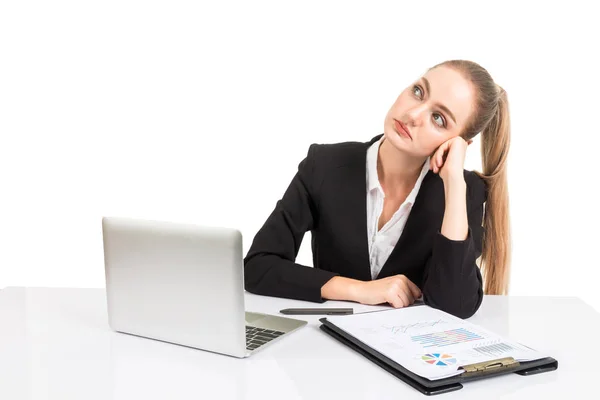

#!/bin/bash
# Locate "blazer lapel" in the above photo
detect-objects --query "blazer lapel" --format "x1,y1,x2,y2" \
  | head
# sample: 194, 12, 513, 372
376, 171, 445, 279
328, 135, 383, 281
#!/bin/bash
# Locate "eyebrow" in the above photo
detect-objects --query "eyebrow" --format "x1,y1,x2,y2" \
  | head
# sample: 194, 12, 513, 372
421, 77, 457, 125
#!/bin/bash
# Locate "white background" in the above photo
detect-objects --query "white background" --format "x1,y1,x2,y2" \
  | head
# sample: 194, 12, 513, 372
1, 1, 599, 311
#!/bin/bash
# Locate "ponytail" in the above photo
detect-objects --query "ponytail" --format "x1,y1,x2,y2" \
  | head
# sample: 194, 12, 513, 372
478, 86, 511, 295
431, 59, 512, 295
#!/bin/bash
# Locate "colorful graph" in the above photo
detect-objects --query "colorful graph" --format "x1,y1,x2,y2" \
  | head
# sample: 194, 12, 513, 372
422, 353, 457, 366
411, 328, 483, 348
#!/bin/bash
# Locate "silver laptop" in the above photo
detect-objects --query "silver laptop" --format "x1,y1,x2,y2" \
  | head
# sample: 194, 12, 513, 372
102, 216, 307, 358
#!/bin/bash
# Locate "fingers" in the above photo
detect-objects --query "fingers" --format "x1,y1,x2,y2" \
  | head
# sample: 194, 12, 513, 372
386, 292, 404, 308
430, 155, 438, 172
432, 141, 449, 174
435, 153, 443, 174
385, 281, 407, 308
437, 146, 445, 169
404, 277, 422, 299
397, 289, 412, 308
431, 150, 440, 173
385, 278, 418, 308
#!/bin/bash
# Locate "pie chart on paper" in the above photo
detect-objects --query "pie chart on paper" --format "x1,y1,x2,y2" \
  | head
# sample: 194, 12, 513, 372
422, 353, 457, 366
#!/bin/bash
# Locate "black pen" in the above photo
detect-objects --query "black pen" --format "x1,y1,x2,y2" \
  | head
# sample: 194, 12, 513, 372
280, 307, 353, 315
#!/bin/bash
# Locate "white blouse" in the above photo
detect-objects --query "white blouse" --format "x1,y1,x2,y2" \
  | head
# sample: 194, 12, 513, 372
366, 137, 430, 279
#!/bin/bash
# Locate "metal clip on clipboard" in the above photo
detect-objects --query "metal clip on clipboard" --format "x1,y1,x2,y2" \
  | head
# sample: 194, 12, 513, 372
461, 357, 520, 378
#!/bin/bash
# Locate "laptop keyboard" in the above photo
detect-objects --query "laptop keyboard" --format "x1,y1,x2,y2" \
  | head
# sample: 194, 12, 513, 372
246, 326, 285, 351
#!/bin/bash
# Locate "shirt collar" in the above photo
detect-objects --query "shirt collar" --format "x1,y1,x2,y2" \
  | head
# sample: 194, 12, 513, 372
366, 137, 431, 201
366, 137, 383, 192
406, 159, 430, 205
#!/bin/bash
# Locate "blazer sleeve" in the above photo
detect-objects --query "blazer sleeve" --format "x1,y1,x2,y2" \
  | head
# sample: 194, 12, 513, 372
243, 144, 339, 302
421, 174, 487, 319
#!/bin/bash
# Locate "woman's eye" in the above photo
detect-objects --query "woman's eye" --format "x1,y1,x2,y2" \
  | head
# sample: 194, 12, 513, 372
412, 85, 423, 98
433, 113, 446, 128
412, 85, 446, 128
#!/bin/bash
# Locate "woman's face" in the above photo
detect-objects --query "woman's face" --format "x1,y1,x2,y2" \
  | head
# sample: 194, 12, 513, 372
383, 66, 476, 158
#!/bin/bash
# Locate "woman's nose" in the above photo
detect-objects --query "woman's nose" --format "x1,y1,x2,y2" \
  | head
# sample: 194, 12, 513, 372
407, 104, 427, 126
406, 104, 427, 126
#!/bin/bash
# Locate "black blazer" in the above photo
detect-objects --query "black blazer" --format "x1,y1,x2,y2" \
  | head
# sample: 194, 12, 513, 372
243, 134, 487, 319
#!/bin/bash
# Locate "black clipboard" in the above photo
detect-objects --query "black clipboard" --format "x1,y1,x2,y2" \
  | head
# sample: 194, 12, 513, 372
320, 318, 558, 396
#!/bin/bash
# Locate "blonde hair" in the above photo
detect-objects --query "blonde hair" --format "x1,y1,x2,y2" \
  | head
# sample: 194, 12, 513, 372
431, 60, 511, 295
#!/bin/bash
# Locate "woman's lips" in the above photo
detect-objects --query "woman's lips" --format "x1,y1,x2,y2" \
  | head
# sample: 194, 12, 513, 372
394, 119, 412, 140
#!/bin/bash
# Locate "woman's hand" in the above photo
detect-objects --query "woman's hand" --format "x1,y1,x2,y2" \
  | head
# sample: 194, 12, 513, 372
353, 275, 422, 308
430, 137, 472, 182
430, 136, 471, 241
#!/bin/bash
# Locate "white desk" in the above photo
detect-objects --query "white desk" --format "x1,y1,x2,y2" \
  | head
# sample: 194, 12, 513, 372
0, 287, 598, 399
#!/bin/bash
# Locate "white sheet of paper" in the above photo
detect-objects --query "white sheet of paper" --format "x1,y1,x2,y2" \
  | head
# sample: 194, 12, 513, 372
326, 306, 546, 380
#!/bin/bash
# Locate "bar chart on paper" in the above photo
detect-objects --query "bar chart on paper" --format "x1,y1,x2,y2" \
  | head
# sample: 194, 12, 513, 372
411, 328, 484, 348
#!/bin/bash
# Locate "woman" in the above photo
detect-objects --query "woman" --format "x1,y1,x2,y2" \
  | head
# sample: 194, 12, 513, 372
243, 59, 510, 319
